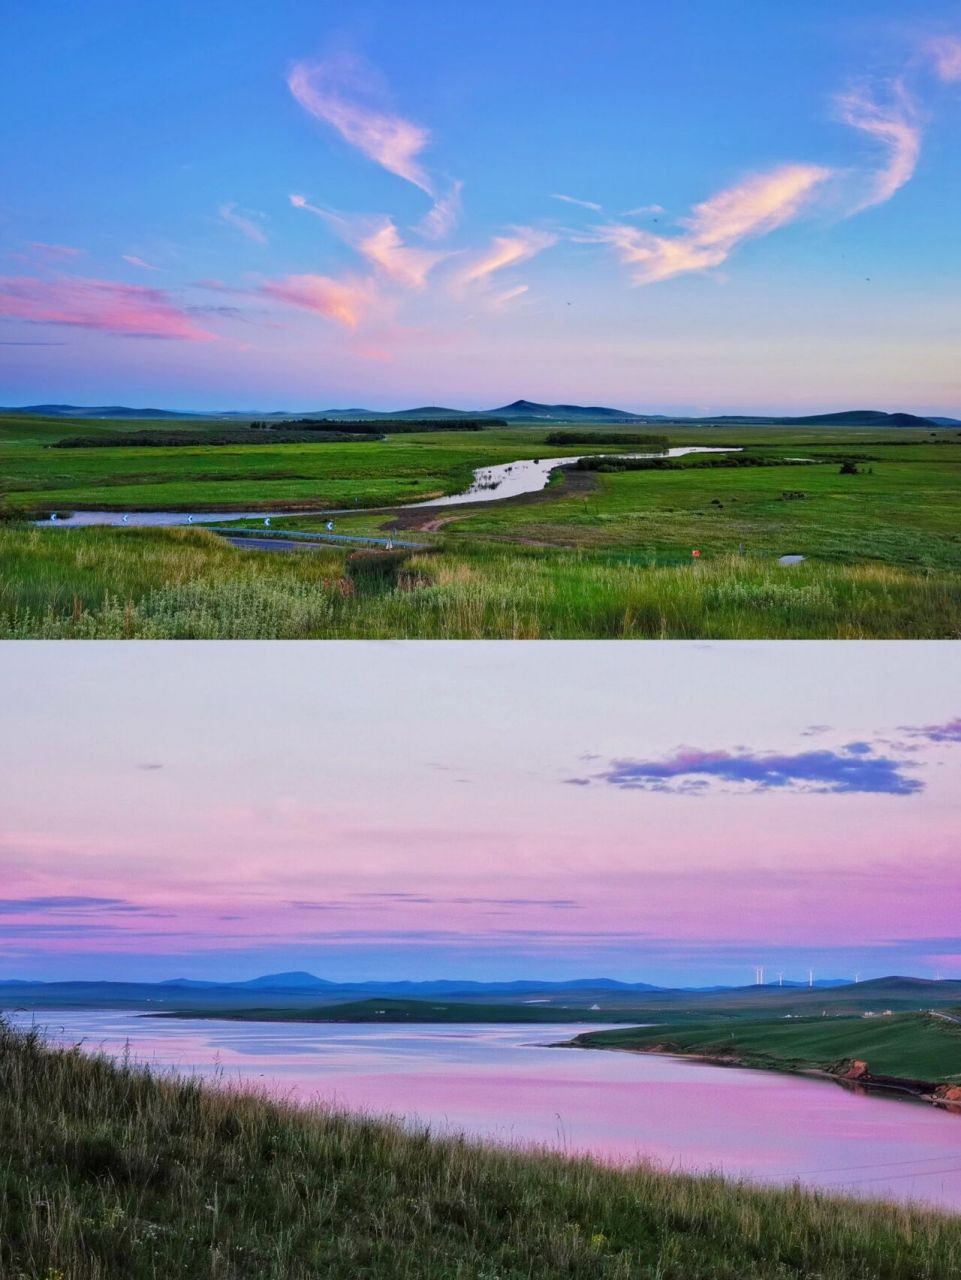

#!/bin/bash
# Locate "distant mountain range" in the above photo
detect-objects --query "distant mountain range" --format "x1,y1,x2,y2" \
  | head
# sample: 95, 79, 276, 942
3, 400, 959, 427
0, 969, 870, 996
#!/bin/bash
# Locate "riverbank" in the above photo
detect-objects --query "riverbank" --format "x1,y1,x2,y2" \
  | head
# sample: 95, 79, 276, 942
3, 1018, 961, 1279
563, 1012, 961, 1112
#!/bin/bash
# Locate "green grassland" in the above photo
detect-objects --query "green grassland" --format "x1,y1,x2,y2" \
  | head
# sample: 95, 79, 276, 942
3, 414, 961, 637
4, 1020, 961, 1280
568, 1012, 961, 1092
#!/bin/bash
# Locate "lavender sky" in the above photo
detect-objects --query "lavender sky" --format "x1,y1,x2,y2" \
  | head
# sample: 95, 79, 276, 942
3, 642, 959, 985
1, 1, 960, 414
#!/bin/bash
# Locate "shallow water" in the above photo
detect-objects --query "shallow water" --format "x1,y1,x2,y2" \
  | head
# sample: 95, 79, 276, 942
13, 1012, 961, 1212
39, 447, 737, 526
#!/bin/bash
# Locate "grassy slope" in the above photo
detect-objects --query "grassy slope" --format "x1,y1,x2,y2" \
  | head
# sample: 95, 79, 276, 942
570, 1013, 961, 1087
4, 1022, 961, 1280
4, 528, 960, 638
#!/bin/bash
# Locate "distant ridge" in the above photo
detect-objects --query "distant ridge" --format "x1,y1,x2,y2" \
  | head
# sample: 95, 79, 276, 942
2, 402, 956, 426
2, 971, 914, 995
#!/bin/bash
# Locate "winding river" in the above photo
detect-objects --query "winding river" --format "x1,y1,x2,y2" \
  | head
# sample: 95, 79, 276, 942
40, 447, 737, 527
11, 1012, 961, 1212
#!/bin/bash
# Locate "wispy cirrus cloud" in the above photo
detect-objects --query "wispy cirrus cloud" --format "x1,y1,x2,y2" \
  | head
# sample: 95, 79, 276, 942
258, 273, 373, 328
358, 221, 451, 288
551, 193, 603, 212
417, 180, 464, 240
121, 254, 161, 271
926, 35, 961, 82
835, 81, 921, 213
219, 202, 269, 244
584, 164, 831, 285
569, 745, 923, 795
898, 716, 961, 744
288, 58, 434, 194
290, 196, 450, 289
28, 242, 85, 260
0, 275, 215, 340
456, 227, 558, 287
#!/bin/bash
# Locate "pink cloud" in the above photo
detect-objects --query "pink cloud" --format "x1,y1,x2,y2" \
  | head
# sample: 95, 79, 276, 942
836, 81, 921, 212
288, 59, 433, 194
457, 227, 558, 287
0, 275, 215, 340
358, 222, 450, 289
289, 197, 449, 289
258, 273, 372, 327
219, 202, 269, 244
927, 35, 961, 82
586, 164, 832, 284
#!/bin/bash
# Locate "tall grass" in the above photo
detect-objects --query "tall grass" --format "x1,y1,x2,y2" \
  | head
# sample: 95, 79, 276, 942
3, 1019, 960, 1279
2, 527, 960, 638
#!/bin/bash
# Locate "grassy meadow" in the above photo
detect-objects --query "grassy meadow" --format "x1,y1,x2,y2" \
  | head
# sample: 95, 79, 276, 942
4, 1019, 961, 1280
2, 413, 961, 638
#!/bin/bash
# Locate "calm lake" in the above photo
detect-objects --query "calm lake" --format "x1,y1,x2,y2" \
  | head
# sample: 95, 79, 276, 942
14, 1012, 961, 1213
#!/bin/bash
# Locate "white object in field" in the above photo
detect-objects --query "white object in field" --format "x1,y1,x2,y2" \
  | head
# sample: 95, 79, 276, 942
778, 554, 805, 566
264, 517, 271, 527
187, 515, 193, 524
386, 538, 393, 550
50, 512, 57, 522
122, 514, 129, 524
327, 520, 334, 531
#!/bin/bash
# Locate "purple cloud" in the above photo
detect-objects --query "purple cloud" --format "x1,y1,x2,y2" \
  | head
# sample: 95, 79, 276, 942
899, 717, 961, 744
578, 747, 922, 796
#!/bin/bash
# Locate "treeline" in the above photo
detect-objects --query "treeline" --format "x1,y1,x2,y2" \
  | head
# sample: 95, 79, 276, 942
544, 431, 669, 447
49, 430, 383, 449
249, 418, 501, 433
576, 453, 819, 473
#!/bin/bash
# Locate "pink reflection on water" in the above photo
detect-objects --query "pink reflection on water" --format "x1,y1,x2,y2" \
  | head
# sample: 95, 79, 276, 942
17, 1013, 961, 1213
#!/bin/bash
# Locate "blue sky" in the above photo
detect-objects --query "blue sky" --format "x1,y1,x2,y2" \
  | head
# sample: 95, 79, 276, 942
1, 1, 960, 412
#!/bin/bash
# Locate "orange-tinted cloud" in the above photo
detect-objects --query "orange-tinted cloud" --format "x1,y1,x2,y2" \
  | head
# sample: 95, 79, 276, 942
0, 274, 215, 340
588, 164, 831, 284
836, 82, 921, 212
288, 59, 433, 194
357, 221, 451, 289
258, 273, 372, 327
290, 196, 449, 289
457, 227, 558, 287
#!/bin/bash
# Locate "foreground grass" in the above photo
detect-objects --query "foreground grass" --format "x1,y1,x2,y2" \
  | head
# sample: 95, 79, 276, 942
569, 1013, 961, 1091
3, 1021, 961, 1279
3, 526, 961, 638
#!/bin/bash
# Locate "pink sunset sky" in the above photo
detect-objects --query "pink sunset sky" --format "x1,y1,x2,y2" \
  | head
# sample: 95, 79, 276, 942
2, 642, 959, 985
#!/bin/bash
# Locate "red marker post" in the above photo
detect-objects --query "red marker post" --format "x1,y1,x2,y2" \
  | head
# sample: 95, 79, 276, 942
692, 549, 701, 560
